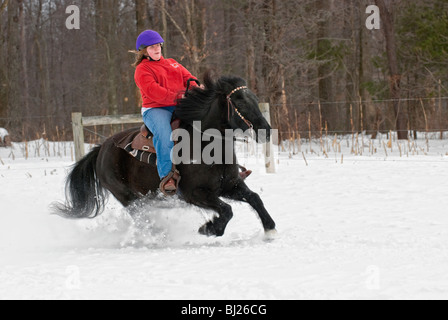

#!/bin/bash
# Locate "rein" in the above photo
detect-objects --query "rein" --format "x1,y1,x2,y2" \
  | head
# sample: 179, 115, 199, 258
226, 86, 254, 130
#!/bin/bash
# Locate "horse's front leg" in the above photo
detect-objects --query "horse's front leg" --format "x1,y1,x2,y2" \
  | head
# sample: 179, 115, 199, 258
188, 188, 234, 237
224, 182, 277, 234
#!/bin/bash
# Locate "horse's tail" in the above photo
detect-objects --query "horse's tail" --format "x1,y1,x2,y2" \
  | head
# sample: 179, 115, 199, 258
52, 146, 107, 219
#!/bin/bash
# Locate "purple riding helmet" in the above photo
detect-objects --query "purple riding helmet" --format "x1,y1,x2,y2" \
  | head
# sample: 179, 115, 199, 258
136, 30, 164, 51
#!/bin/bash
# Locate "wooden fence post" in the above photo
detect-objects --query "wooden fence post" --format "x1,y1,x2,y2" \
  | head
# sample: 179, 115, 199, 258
72, 112, 85, 162
259, 103, 276, 173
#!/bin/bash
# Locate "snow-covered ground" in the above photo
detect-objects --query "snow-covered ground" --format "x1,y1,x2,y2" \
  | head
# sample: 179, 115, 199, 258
1, 133, 448, 300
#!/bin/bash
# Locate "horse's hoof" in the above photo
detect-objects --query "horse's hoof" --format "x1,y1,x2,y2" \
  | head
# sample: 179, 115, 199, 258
264, 229, 278, 241
198, 222, 218, 237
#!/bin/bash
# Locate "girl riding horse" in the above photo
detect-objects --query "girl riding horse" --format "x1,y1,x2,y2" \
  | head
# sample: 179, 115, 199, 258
133, 30, 202, 195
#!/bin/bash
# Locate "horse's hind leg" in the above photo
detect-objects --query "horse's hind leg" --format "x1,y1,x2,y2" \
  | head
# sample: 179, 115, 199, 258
189, 189, 233, 237
96, 142, 147, 214
100, 176, 140, 210
224, 183, 276, 234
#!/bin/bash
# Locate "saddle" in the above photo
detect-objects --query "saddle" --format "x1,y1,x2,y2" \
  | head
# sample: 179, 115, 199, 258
113, 119, 181, 196
131, 119, 182, 154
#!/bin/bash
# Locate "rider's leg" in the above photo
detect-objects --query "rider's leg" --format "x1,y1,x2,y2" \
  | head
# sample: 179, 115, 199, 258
142, 106, 176, 180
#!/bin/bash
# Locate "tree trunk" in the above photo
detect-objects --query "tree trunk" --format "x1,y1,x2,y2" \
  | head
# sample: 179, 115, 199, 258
357, 0, 377, 136
0, 0, 9, 123
34, 0, 50, 131
136, 0, 149, 33
19, 0, 30, 133
160, 0, 168, 57
244, 0, 257, 93
134, 0, 151, 109
316, 0, 336, 130
95, 0, 119, 118
4, 0, 21, 135
375, 0, 407, 139
344, 0, 358, 133
184, 0, 200, 75
0, 0, 8, 14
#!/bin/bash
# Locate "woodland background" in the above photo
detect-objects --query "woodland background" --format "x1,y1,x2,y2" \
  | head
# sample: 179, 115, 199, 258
0, 0, 447, 142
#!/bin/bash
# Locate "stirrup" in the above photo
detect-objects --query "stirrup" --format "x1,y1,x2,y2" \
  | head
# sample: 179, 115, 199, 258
159, 169, 181, 196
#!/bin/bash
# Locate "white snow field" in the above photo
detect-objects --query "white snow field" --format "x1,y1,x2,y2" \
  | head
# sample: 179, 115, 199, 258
1, 133, 448, 300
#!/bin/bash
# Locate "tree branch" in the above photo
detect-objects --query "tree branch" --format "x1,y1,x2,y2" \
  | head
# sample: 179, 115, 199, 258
158, 4, 189, 45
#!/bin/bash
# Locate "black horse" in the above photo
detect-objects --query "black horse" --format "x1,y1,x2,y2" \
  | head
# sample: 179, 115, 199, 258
55, 73, 277, 237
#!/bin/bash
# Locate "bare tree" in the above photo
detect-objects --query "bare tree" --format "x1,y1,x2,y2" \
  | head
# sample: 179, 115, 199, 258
160, 0, 168, 57
159, 0, 208, 75
375, 0, 407, 139
18, 0, 30, 133
94, 0, 119, 116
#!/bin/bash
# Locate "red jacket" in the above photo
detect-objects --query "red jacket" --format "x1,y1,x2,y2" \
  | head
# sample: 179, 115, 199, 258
134, 57, 197, 108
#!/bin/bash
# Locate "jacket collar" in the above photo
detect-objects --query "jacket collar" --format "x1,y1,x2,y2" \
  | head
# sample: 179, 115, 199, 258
146, 56, 164, 62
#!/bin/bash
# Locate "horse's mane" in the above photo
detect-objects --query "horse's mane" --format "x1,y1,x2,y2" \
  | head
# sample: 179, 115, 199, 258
175, 71, 216, 124
175, 71, 247, 124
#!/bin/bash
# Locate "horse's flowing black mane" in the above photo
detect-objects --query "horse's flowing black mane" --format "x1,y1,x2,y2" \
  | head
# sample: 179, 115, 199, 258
175, 71, 247, 124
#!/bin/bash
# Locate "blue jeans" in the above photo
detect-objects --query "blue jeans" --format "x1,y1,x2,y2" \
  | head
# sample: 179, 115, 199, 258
142, 106, 176, 179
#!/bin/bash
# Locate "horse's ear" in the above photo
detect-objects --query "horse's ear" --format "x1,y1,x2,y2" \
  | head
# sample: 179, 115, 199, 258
203, 69, 218, 90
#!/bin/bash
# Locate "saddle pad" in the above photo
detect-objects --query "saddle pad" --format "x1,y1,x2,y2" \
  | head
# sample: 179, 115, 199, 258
113, 128, 157, 166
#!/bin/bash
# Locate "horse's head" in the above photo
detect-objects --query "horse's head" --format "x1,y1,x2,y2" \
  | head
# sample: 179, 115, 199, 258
210, 75, 272, 143
177, 71, 272, 143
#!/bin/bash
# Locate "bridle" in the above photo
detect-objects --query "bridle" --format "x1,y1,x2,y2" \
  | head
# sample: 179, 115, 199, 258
185, 80, 254, 133
226, 86, 254, 130
184, 84, 253, 142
